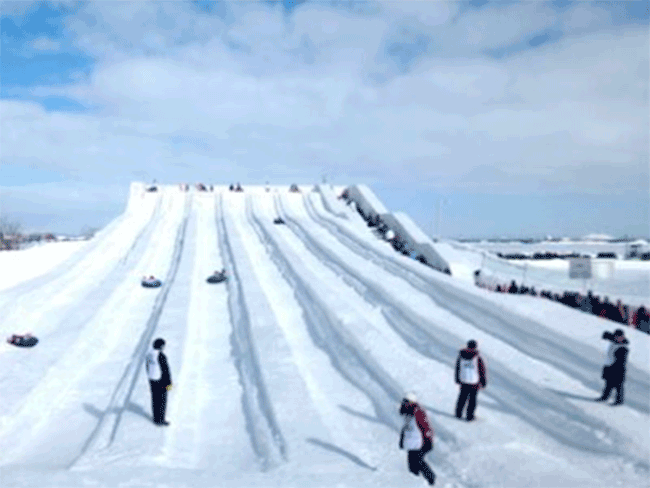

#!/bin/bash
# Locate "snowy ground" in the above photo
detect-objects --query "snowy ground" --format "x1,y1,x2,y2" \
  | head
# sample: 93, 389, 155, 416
445, 242, 649, 308
0, 241, 87, 292
0, 184, 648, 488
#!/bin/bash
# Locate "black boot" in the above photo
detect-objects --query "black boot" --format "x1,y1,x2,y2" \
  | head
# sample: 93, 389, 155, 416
427, 471, 436, 486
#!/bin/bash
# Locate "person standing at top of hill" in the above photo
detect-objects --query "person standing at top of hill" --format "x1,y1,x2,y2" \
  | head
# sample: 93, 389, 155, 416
399, 393, 436, 486
455, 340, 487, 421
596, 329, 628, 405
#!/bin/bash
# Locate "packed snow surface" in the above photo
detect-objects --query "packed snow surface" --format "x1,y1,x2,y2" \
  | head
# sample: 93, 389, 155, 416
0, 184, 648, 488
0, 241, 87, 292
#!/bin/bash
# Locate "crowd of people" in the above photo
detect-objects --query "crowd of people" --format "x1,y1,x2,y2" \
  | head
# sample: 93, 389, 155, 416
474, 271, 649, 333
196, 183, 214, 192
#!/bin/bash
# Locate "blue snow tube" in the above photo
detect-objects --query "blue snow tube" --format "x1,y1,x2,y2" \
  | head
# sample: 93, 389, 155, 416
142, 279, 162, 288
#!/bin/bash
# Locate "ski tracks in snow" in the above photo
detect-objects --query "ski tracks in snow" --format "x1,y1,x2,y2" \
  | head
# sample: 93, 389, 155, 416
247, 195, 481, 488
70, 193, 192, 468
216, 193, 288, 471
155, 194, 251, 473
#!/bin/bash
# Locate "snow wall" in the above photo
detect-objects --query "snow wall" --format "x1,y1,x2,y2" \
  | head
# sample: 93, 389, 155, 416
315, 184, 349, 219
344, 184, 451, 274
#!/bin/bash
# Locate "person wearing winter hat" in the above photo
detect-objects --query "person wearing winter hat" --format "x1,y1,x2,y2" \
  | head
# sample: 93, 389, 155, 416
455, 340, 487, 421
596, 329, 629, 405
399, 393, 436, 486
145, 338, 172, 425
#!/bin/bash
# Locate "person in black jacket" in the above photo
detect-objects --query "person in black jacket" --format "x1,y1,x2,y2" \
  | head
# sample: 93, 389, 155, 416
596, 329, 628, 405
145, 338, 173, 425
455, 340, 487, 421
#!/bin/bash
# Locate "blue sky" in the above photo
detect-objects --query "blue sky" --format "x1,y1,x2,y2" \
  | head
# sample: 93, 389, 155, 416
1, 0, 648, 238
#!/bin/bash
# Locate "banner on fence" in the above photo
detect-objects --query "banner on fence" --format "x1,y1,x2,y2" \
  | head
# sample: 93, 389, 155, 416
569, 258, 592, 279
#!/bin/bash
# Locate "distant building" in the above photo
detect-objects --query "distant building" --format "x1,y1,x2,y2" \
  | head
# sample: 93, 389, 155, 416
582, 233, 614, 242
625, 239, 650, 259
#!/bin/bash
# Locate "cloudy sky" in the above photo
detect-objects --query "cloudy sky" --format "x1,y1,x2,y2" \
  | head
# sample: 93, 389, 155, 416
1, 0, 648, 239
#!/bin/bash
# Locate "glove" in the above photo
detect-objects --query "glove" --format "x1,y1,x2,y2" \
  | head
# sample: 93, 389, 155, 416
166, 384, 172, 391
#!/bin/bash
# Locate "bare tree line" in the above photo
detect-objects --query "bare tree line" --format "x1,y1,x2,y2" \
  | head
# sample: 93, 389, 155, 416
0, 216, 22, 251
0, 216, 99, 251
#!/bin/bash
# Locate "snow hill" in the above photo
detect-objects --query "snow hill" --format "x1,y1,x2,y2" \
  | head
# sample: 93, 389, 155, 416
0, 183, 648, 488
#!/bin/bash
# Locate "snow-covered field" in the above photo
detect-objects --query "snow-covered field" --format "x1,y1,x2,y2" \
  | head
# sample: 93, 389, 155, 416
0, 184, 648, 488
446, 242, 650, 308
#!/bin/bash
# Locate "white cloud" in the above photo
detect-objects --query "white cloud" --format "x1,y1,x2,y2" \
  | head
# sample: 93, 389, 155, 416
435, 2, 559, 53
1, 2, 647, 200
64, 0, 233, 58
562, 3, 613, 31
31, 37, 61, 51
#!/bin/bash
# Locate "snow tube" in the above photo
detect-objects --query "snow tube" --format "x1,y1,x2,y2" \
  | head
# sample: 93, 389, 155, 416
142, 280, 162, 288
7, 336, 38, 348
207, 274, 227, 284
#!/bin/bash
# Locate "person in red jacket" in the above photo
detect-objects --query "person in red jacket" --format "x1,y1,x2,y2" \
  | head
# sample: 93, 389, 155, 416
455, 340, 487, 421
399, 393, 436, 486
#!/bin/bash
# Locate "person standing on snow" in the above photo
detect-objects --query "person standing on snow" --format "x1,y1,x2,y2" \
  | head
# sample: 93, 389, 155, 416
399, 393, 436, 486
145, 338, 172, 425
596, 329, 629, 405
455, 340, 487, 421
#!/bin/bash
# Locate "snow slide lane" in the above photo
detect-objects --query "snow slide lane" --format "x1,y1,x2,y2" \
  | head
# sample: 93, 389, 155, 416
70, 193, 192, 468
224, 193, 380, 475
152, 193, 252, 473
216, 193, 288, 471
80, 193, 201, 468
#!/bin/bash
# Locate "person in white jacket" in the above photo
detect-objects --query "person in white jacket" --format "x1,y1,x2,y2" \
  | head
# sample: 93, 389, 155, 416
399, 393, 436, 486
145, 338, 172, 426
455, 340, 487, 421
